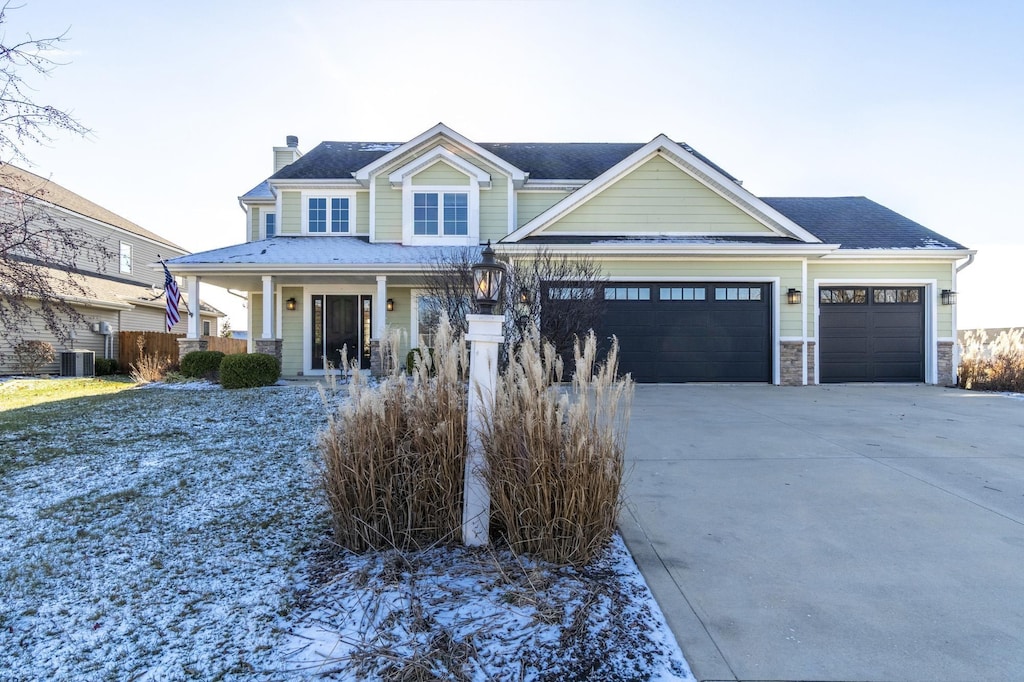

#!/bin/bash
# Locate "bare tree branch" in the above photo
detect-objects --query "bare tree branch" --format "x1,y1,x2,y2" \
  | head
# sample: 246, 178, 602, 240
0, 5, 101, 352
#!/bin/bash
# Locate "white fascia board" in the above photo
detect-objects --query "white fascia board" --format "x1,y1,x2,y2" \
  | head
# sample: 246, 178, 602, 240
493, 243, 841, 258
521, 179, 588, 190
505, 134, 822, 244
163, 262, 431, 274
269, 178, 362, 189
352, 123, 526, 186
56, 294, 135, 311
818, 249, 976, 260
387, 148, 491, 188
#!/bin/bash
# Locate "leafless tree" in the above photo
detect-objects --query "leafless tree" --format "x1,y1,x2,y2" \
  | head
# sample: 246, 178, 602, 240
0, 4, 106, 352
418, 247, 607, 363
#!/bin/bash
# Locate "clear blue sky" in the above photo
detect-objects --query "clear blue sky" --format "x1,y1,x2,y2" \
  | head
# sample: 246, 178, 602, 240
11, 0, 1023, 330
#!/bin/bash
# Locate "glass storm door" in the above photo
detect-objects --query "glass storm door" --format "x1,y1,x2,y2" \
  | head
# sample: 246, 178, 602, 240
311, 295, 371, 370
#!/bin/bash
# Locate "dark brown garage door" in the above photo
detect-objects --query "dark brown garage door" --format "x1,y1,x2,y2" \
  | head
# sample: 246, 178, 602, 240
578, 282, 772, 383
819, 286, 925, 382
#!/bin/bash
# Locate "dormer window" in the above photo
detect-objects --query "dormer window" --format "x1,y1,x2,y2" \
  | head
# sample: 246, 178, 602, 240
264, 211, 276, 238
414, 191, 468, 236
303, 192, 355, 234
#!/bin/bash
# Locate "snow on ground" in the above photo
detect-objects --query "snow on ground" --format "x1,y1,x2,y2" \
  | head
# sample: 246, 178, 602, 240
0, 381, 692, 681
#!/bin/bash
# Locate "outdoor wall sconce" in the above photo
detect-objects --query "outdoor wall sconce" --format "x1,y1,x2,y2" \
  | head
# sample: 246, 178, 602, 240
787, 288, 802, 305
941, 289, 957, 305
471, 240, 507, 315
519, 287, 533, 306
386, 298, 395, 312
286, 297, 297, 311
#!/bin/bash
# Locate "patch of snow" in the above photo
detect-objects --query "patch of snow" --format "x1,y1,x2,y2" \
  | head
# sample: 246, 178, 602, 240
359, 143, 401, 152
0, 383, 692, 680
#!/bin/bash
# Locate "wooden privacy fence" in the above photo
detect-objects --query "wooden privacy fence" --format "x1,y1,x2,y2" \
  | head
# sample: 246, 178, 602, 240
119, 332, 247, 370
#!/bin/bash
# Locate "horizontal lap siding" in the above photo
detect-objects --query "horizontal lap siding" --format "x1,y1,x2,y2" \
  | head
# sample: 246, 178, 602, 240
411, 162, 470, 185
281, 192, 301, 234
543, 155, 775, 234
355, 190, 369, 235
480, 174, 508, 242
280, 286, 303, 376
250, 206, 259, 241
374, 176, 402, 241
516, 191, 569, 228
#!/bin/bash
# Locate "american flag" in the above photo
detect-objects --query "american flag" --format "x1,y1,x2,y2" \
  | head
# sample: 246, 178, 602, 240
163, 262, 181, 331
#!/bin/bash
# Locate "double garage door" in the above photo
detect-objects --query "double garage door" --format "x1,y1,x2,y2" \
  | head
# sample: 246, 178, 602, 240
818, 286, 925, 383
590, 282, 771, 383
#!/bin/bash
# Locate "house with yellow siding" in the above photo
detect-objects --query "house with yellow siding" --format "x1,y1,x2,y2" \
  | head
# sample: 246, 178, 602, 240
167, 124, 974, 385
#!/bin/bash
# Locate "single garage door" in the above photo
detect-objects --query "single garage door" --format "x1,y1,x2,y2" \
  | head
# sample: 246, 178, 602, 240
818, 286, 925, 382
582, 282, 771, 383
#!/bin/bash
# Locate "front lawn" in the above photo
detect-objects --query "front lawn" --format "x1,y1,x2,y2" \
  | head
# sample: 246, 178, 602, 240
0, 381, 691, 680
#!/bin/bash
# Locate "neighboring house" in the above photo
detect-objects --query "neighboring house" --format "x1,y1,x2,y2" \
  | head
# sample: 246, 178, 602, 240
0, 165, 223, 374
166, 123, 973, 385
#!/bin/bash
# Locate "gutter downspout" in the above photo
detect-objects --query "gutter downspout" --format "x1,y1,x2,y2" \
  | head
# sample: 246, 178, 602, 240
956, 253, 975, 272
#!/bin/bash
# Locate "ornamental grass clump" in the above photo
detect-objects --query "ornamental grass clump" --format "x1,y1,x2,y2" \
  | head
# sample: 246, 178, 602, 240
319, 321, 469, 551
958, 328, 1024, 392
483, 330, 634, 567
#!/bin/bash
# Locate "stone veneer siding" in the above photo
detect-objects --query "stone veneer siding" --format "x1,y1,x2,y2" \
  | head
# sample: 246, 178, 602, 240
780, 341, 806, 386
369, 339, 382, 377
177, 338, 208, 356
938, 340, 955, 386
254, 338, 283, 361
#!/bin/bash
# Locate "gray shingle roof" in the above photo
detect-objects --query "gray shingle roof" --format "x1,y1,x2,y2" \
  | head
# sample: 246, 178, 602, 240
0, 164, 185, 251
267, 141, 737, 182
762, 197, 967, 250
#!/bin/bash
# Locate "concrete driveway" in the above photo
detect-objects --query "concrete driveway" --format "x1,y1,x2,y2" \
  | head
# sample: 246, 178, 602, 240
619, 384, 1024, 682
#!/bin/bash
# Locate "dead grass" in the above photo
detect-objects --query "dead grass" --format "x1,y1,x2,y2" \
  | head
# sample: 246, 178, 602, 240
484, 330, 634, 567
318, 320, 634, 568
958, 328, 1024, 392
128, 336, 174, 384
319, 322, 469, 550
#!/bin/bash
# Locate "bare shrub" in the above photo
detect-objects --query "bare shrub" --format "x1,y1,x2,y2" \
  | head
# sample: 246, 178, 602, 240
319, 317, 469, 551
129, 336, 172, 384
483, 329, 634, 567
958, 328, 1024, 392
12, 339, 54, 374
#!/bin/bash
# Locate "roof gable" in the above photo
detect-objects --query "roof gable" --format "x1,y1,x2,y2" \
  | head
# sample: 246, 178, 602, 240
505, 136, 821, 244
354, 123, 526, 186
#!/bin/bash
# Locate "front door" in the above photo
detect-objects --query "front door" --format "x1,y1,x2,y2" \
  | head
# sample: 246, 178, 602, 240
311, 295, 371, 370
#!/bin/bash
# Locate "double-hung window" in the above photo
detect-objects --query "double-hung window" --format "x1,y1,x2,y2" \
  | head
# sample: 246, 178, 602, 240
264, 211, 276, 238
413, 191, 468, 236
306, 196, 351, 233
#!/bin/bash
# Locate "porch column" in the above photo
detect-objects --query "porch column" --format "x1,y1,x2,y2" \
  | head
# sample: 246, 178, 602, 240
187, 276, 201, 339
374, 275, 387, 339
261, 275, 274, 340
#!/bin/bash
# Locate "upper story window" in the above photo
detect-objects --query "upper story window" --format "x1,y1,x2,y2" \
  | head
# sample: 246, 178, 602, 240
265, 211, 276, 238
303, 192, 355, 234
119, 242, 132, 274
413, 192, 468, 236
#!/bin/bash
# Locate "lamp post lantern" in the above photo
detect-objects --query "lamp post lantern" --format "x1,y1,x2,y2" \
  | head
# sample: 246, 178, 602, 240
463, 240, 506, 546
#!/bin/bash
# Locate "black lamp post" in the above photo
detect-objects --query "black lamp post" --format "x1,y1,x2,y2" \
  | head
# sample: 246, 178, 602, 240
471, 240, 507, 315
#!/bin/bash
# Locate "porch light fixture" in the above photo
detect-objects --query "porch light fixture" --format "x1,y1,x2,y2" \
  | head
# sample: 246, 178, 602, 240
519, 287, 532, 306
787, 288, 802, 305
471, 240, 507, 315
286, 297, 297, 311
941, 289, 957, 305
386, 298, 395, 312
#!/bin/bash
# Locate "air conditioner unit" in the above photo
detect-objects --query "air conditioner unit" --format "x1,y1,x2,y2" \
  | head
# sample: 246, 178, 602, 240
60, 350, 95, 377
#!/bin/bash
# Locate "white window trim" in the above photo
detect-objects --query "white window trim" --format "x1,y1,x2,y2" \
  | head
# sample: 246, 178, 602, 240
263, 208, 278, 239
402, 182, 479, 246
301, 190, 357, 235
119, 241, 132, 274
